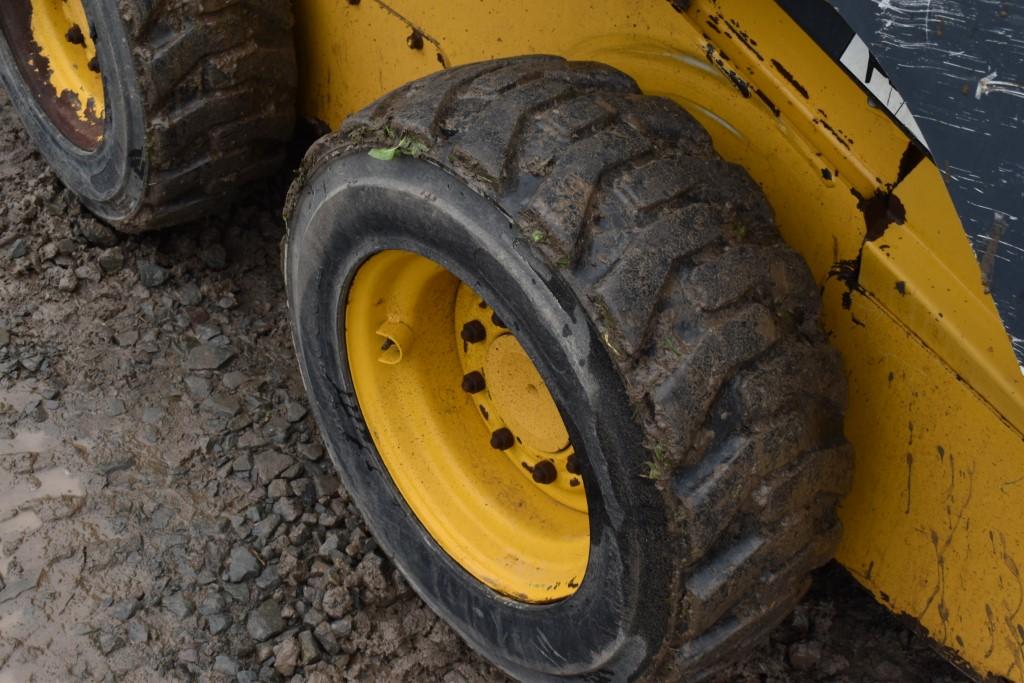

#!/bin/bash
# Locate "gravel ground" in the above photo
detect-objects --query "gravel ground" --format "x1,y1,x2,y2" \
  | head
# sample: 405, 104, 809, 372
0, 87, 972, 682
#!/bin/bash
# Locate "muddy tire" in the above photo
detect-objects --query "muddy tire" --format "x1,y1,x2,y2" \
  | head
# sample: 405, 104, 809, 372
0, 0, 296, 231
285, 56, 853, 681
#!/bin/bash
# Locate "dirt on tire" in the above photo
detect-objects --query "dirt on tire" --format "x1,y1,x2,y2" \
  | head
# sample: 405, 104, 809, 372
0, 83, 969, 682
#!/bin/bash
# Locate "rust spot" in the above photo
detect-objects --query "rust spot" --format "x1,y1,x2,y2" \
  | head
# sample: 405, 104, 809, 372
566, 454, 581, 475
65, 24, 86, 47
896, 141, 926, 186
490, 312, 506, 329
821, 168, 833, 180
853, 188, 906, 242
895, 280, 907, 296
723, 17, 764, 61
754, 88, 780, 116
771, 59, 808, 98
666, 0, 690, 13
406, 29, 424, 50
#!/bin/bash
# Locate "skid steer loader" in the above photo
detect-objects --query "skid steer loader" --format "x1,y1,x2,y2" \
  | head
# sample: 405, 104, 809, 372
0, 0, 1020, 680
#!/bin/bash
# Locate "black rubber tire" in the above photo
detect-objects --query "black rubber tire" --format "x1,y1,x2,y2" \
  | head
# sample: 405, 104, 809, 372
0, 0, 296, 231
285, 56, 853, 682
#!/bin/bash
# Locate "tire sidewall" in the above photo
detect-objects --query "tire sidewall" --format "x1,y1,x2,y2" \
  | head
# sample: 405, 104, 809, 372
286, 151, 675, 681
0, 0, 146, 222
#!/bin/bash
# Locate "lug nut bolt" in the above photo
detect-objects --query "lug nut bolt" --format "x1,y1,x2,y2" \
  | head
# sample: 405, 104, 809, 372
462, 371, 486, 393
461, 320, 486, 343
532, 460, 557, 484
490, 427, 514, 450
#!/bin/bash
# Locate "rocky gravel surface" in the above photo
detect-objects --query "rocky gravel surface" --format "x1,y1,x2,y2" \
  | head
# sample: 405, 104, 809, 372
0, 86, 971, 682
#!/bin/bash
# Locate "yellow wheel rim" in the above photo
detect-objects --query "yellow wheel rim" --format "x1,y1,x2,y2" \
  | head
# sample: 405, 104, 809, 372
5, 0, 105, 148
346, 250, 589, 602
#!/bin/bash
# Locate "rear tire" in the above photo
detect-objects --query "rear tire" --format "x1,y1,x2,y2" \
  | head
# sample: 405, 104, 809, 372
285, 56, 852, 681
0, 0, 296, 231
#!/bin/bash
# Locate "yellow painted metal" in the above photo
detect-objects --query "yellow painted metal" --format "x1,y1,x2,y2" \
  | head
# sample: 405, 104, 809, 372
30, 0, 104, 128
346, 250, 588, 602
295, 0, 1024, 676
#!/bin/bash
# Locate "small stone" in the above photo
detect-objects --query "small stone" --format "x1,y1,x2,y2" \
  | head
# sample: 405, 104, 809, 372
298, 442, 324, 461
9, 238, 28, 259
330, 617, 352, 638
322, 587, 351, 619
0, 328, 9, 346
97, 631, 122, 655
137, 260, 169, 288
109, 598, 139, 622
313, 621, 341, 655
208, 613, 231, 635
114, 329, 139, 347
222, 370, 248, 389
273, 636, 300, 677
202, 244, 228, 270
267, 478, 289, 498
40, 242, 58, 261
78, 218, 118, 247
97, 247, 124, 273
226, 545, 261, 583
74, 262, 102, 283
252, 513, 281, 540
247, 599, 286, 641
55, 238, 76, 256
254, 450, 294, 484
105, 398, 126, 417
284, 401, 307, 423
194, 323, 222, 342
54, 267, 78, 292
213, 655, 239, 675
255, 564, 280, 591
232, 453, 252, 472
198, 592, 226, 616
127, 620, 148, 643
312, 472, 339, 499
185, 344, 235, 370
272, 496, 302, 523
184, 375, 210, 399
201, 392, 241, 417
222, 581, 249, 603
298, 630, 321, 666
178, 282, 202, 306
874, 661, 903, 681
162, 591, 195, 619
788, 641, 822, 671
238, 430, 269, 450
141, 406, 164, 425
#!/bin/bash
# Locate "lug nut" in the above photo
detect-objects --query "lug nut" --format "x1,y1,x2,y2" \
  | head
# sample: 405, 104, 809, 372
461, 320, 486, 343
461, 371, 486, 393
490, 427, 514, 450
532, 460, 557, 484
566, 454, 581, 475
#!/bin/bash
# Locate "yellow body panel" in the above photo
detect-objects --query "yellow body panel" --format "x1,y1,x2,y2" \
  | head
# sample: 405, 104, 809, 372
294, 0, 1024, 677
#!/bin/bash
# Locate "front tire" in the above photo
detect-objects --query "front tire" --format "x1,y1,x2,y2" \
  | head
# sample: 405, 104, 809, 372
285, 56, 852, 681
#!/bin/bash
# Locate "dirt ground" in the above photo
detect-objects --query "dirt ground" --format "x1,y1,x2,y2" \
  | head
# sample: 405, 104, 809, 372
0, 87, 974, 682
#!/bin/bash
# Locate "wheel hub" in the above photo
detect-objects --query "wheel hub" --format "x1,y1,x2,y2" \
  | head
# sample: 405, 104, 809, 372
345, 250, 589, 602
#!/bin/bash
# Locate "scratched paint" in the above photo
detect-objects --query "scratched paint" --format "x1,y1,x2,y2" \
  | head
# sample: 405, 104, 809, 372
827, 0, 1024, 365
